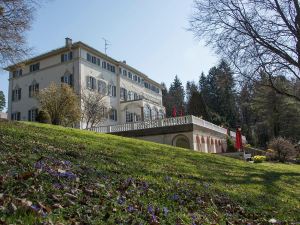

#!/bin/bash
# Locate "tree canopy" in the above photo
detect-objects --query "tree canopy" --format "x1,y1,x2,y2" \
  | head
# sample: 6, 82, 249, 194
0, 0, 42, 66
190, 0, 300, 101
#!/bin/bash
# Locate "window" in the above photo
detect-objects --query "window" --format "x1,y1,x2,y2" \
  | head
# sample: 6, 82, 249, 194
123, 70, 128, 76
102, 61, 107, 69
86, 76, 96, 90
144, 82, 149, 89
120, 87, 127, 101
29, 63, 40, 72
11, 112, 21, 121
134, 92, 139, 100
87, 53, 91, 62
97, 58, 101, 66
61, 52, 73, 62
127, 91, 133, 101
107, 63, 111, 71
144, 105, 151, 121
126, 111, 134, 123
91, 56, 97, 64
98, 80, 107, 95
159, 109, 165, 119
12, 69, 22, 78
109, 108, 117, 121
133, 75, 137, 82
128, 72, 132, 79
111, 65, 116, 73
152, 107, 159, 120
12, 88, 21, 101
61, 74, 74, 87
29, 83, 39, 97
137, 77, 141, 83
119, 68, 122, 74
108, 85, 116, 97
28, 108, 38, 122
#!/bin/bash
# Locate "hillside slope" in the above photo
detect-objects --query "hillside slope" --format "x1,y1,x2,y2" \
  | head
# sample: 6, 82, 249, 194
0, 120, 299, 224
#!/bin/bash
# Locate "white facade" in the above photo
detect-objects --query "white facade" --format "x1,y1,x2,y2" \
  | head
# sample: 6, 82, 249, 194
5, 38, 165, 128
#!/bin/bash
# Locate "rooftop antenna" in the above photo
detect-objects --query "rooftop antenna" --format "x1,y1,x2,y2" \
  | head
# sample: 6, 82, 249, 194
102, 38, 110, 55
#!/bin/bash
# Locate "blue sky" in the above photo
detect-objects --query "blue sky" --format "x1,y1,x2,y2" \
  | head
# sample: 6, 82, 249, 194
0, 0, 218, 110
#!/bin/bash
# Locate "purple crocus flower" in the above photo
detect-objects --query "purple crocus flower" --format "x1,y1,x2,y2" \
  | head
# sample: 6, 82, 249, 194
147, 205, 154, 214
127, 205, 134, 212
117, 196, 126, 205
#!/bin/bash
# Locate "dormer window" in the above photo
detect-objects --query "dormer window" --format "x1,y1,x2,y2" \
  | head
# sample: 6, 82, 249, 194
61, 52, 73, 62
29, 62, 40, 72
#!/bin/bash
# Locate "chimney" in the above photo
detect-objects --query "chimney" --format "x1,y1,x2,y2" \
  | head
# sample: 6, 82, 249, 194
122, 60, 126, 64
65, 37, 72, 48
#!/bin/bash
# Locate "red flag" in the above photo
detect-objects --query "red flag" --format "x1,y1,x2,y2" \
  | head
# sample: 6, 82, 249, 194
172, 106, 177, 117
235, 128, 242, 151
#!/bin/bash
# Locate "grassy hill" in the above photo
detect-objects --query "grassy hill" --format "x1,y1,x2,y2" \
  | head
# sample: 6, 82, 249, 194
0, 120, 299, 224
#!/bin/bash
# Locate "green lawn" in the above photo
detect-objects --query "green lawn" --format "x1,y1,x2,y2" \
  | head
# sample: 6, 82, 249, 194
0, 120, 299, 224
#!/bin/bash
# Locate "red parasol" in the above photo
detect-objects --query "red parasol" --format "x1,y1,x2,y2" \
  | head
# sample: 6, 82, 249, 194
235, 127, 242, 151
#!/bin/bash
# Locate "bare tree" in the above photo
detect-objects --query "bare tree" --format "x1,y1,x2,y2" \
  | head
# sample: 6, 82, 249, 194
81, 89, 109, 129
0, 0, 43, 66
190, 0, 300, 101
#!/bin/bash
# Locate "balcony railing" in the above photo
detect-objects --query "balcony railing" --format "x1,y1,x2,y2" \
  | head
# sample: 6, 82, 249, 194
89, 115, 245, 140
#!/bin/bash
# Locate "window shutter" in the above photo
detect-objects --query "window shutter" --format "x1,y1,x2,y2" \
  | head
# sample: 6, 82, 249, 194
69, 52, 73, 60
61, 76, 64, 83
19, 89, 21, 100
69, 74, 73, 87
103, 83, 107, 95
86, 76, 90, 89
28, 110, 31, 121
113, 86, 116, 97
29, 86, 32, 97
61, 54, 64, 62
108, 85, 111, 96
12, 91, 15, 101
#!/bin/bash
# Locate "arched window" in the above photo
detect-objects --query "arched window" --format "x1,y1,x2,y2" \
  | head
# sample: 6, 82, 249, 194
144, 104, 151, 121
159, 109, 165, 119
152, 107, 159, 120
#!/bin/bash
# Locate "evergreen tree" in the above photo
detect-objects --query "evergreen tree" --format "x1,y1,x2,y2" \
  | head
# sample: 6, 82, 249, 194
168, 75, 185, 116
161, 82, 172, 117
198, 60, 237, 127
187, 91, 210, 120
186, 81, 198, 103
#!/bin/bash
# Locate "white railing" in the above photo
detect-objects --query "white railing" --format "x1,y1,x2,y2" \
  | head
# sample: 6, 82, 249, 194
89, 115, 246, 140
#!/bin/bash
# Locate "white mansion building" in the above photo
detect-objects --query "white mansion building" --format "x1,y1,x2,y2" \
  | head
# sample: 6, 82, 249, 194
5, 38, 165, 127
5, 38, 246, 152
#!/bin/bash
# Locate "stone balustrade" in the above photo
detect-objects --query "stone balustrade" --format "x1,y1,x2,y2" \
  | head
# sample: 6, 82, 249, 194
89, 115, 246, 141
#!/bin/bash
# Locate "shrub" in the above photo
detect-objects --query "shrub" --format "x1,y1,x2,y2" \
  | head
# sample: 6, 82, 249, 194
268, 137, 296, 162
36, 110, 51, 124
37, 83, 81, 126
253, 155, 266, 163
227, 137, 235, 152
